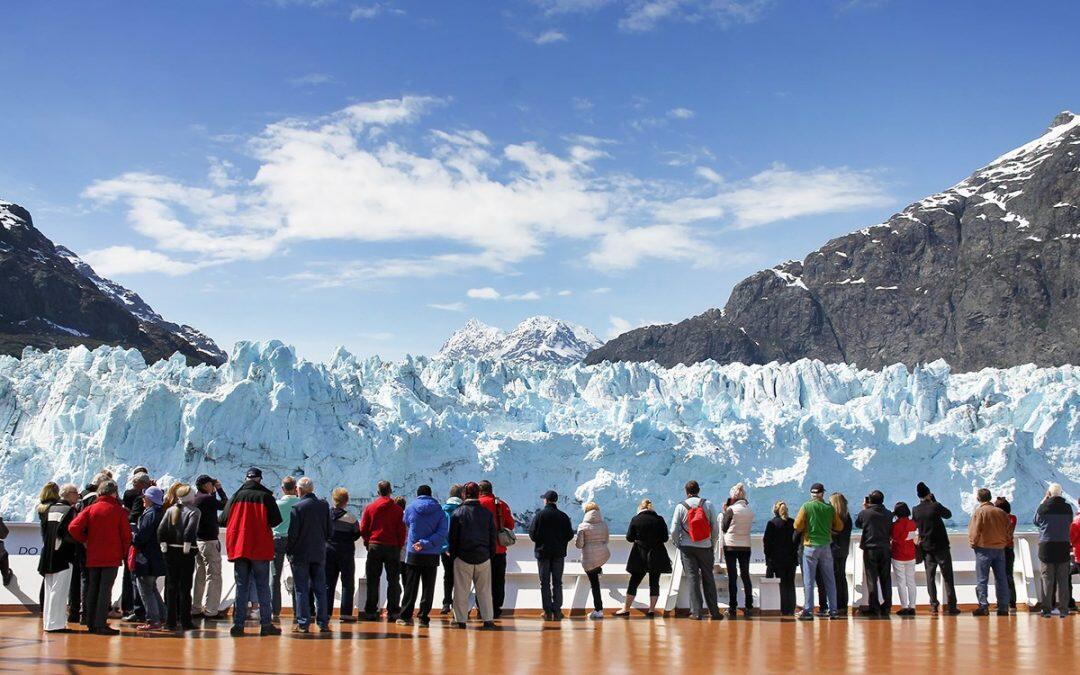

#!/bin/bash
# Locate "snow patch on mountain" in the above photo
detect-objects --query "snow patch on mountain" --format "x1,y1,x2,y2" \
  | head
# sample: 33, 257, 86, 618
438, 316, 601, 365
1, 343, 1077, 528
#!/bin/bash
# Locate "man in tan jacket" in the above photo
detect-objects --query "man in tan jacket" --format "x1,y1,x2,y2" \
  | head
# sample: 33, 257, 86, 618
967, 488, 1011, 616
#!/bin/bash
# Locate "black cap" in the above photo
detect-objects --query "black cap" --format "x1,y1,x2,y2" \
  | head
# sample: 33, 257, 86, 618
541, 490, 559, 502
810, 482, 825, 494
246, 467, 263, 479
195, 474, 214, 488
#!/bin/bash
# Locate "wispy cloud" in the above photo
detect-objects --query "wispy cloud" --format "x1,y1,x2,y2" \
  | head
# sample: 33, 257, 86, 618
534, 29, 568, 44
667, 107, 695, 119
467, 287, 542, 301
288, 72, 334, 86
429, 302, 466, 312
349, 2, 405, 21
534, 0, 773, 32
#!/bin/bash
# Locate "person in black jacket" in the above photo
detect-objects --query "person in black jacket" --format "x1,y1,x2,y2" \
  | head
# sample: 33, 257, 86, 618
615, 499, 672, 617
326, 487, 361, 622
855, 490, 893, 618
816, 492, 852, 616
527, 490, 575, 621
763, 500, 799, 616
191, 474, 228, 619
38, 482, 79, 632
447, 482, 497, 629
912, 482, 960, 615
286, 477, 332, 633
120, 471, 152, 622
132, 486, 167, 631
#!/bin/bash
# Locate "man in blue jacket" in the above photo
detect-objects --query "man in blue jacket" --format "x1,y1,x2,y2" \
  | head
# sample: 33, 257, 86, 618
286, 477, 332, 633
397, 485, 449, 626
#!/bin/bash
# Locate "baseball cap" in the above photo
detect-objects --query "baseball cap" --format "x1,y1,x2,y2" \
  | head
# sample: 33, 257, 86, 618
541, 490, 559, 502
809, 482, 825, 494
246, 467, 263, 479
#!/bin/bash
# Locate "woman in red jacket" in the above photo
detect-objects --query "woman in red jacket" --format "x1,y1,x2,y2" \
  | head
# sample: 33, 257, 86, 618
67, 480, 131, 634
890, 502, 918, 616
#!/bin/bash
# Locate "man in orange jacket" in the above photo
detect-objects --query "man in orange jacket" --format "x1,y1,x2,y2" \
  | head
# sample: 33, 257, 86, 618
68, 479, 131, 634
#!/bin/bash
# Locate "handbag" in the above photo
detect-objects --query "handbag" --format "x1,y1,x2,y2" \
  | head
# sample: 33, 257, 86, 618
494, 498, 517, 547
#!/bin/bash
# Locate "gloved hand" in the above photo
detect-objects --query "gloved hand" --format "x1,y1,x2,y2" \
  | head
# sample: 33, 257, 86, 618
183, 542, 192, 554
160, 543, 168, 553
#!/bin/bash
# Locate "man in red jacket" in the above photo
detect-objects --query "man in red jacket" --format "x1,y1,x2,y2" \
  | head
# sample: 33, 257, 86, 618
67, 479, 131, 634
222, 467, 283, 637
359, 480, 406, 620
478, 480, 515, 619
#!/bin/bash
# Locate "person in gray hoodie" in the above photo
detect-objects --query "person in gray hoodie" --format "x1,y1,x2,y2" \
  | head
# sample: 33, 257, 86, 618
1034, 482, 1074, 618
157, 483, 202, 631
670, 480, 722, 620
440, 484, 463, 615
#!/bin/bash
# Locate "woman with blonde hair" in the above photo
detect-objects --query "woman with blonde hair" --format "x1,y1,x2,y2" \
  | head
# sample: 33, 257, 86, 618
575, 501, 611, 619
157, 483, 201, 631
721, 482, 755, 618
38, 482, 79, 632
763, 499, 798, 616
615, 498, 671, 617
816, 492, 853, 615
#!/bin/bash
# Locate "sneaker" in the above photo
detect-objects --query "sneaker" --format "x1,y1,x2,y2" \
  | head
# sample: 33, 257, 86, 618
815, 609, 829, 617
120, 613, 141, 623
261, 624, 282, 636
687, 613, 704, 621
135, 622, 161, 632
440, 606, 451, 615
829, 612, 841, 620
797, 611, 814, 621
929, 604, 939, 615
945, 607, 961, 616
293, 624, 309, 633
971, 606, 989, 616
230, 625, 245, 637
588, 610, 604, 620
1040, 611, 1052, 618
396, 618, 413, 626
481, 621, 496, 630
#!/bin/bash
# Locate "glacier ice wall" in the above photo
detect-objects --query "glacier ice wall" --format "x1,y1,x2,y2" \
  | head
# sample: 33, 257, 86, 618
1, 342, 1078, 529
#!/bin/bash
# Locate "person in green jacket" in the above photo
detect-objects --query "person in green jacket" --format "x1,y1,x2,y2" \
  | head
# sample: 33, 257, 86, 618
270, 476, 301, 619
793, 483, 844, 620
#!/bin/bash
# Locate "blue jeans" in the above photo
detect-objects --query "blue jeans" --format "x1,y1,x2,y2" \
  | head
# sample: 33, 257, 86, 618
234, 559, 273, 628
538, 557, 566, 614
802, 545, 837, 614
974, 547, 1009, 610
136, 575, 165, 624
291, 559, 328, 629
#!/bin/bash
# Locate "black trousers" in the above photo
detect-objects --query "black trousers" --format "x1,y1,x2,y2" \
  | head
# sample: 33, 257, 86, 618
627, 570, 662, 597
1004, 547, 1017, 607
725, 548, 753, 610
399, 558, 438, 621
84, 566, 118, 630
491, 553, 507, 616
817, 550, 849, 612
164, 550, 195, 628
68, 556, 83, 621
863, 548, 892, 615
923, 548, 958, 610
776, 567, 797, 616
440, 553, 454, 609
79, 558, 92, 624
325, 545, 356, 618
585, 568, 603, 612
364, 544, 401, 616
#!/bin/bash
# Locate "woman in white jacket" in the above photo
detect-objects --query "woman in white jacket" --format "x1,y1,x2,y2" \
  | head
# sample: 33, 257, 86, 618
720, 483, 755, 618
575, 502, 611, 619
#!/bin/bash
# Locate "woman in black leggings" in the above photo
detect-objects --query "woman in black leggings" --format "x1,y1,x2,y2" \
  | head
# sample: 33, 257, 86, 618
615, 500, 671, 617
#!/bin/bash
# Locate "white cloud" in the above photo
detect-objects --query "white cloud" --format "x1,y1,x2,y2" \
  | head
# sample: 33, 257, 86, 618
653, 163, 892, 230
504, 290, 541, 301
467, 287, 502, 300
349, 2, 405, 21
288, 73, 334, 86
534, 0, 772, 32
85, 96, 890, 283
557, 289, 573, 296
668, 107, 695, 119
591, 287, 612, 294
82, 246, 201, 277
429, 302, 466, 312
534, 29, 568, 44
605, 314, 656, 339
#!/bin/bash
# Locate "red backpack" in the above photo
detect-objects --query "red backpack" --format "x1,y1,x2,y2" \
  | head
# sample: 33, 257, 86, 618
682, 498, 712, 543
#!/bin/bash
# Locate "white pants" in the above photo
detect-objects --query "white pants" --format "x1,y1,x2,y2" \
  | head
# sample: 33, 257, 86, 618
892, 559, 917, 609
193, 540, 223, 615
43, 567, 72, 631
453, 559, 493, 623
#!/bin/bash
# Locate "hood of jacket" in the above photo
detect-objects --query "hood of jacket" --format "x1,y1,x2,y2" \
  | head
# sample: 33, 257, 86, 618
582, 509, 603, 525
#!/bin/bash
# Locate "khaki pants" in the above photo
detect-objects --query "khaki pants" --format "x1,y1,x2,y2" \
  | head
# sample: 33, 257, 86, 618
453, 558, 493, 623
193, 540, 222, 616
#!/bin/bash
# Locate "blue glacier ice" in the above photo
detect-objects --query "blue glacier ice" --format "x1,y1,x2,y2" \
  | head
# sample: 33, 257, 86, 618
1, 341, 1077, 528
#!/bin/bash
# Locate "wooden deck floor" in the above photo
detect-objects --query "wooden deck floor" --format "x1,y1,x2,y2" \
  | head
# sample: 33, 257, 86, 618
0, 612, 1076, 673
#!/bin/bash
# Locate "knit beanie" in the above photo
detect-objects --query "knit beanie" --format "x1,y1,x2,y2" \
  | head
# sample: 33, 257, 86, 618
916, 482, 931, 499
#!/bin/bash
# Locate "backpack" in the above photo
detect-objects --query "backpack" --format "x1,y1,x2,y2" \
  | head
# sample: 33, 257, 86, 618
494, 498, 517, 547
682, 499, 712, 543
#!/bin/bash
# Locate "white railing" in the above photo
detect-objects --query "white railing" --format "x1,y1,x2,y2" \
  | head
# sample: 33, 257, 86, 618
0, 523, 1067, 613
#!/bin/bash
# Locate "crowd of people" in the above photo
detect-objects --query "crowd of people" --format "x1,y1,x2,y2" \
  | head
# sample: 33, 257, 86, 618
24, 467, 1080, 635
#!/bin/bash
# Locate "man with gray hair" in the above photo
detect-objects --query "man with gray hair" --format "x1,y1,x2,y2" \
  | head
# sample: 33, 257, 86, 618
1034, 482, 1074, 618
68, 479, 131, 634
286, 477, 332, 632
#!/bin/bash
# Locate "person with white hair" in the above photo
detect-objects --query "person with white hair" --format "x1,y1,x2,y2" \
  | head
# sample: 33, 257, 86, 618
720, 482, 755, 618
286, 476, 332, 633
37, 482, 80, 632
1034, 482, 1074, 618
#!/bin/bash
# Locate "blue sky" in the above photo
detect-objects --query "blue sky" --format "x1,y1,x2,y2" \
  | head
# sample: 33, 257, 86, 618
2, 0, 1077, 361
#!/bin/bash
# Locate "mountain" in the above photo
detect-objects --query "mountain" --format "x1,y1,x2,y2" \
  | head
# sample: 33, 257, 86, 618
437, 316, 602, 365
586, 112, 1080, 371
2, 342, 1077, 527
0, 201, 226, 366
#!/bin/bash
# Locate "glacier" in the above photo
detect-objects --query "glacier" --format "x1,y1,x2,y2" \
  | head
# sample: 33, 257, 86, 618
1, 341, 1078, 529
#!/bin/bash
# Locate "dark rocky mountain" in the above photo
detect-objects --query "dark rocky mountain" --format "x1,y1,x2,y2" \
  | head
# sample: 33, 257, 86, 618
0, 201, 226, 366
586, 111, 1080, 371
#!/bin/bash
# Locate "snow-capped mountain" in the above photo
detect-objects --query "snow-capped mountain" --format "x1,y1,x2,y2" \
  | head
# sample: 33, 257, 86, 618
588, 111, 1080, 371
1, 342, 1076, 528
437, 316, 602, 365
0, 200, 225, 366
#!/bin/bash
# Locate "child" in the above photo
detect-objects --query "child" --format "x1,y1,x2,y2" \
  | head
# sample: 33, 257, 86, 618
891, 502, 918, 616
